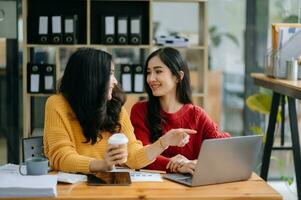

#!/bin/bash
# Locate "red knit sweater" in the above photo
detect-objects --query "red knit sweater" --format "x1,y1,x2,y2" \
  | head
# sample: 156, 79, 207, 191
130, 101, 231, 171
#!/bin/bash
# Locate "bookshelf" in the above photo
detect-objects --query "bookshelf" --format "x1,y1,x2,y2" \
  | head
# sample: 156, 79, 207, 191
22, 0, 208, 138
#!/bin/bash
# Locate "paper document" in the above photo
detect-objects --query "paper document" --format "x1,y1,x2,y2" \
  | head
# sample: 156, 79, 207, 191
111, 167, 163, 182
130, 171, 163, 182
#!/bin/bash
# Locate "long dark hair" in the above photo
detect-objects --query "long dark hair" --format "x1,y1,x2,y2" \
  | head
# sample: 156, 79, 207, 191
59, 48, 125, 144
144, 47, 192, 142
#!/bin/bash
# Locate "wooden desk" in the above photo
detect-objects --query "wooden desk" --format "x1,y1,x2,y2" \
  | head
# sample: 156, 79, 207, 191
251, 73, 301, 200
3, 173, 282, 200
251, 73, 301, 98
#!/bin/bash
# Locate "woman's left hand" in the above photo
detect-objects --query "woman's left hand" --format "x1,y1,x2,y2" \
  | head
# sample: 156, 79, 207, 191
175, 160, 197, 175
166, 154, 189, 172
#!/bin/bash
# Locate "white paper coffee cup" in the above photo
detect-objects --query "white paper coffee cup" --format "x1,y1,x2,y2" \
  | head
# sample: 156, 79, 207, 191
108, 133, 128, 145
108, 133, 128, 169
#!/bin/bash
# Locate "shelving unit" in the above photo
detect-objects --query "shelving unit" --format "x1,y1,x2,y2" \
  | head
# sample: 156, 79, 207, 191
22, 0, 208, 138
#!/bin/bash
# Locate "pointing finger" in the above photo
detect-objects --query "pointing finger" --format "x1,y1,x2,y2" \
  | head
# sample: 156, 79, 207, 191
179, 129, 197, 134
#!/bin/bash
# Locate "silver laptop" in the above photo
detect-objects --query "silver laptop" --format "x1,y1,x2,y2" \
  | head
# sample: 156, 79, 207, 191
163, 135, 262, 186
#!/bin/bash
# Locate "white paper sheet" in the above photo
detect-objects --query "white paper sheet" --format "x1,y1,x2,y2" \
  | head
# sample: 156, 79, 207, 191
112, 167, 163, 182
130, 171, 163, 182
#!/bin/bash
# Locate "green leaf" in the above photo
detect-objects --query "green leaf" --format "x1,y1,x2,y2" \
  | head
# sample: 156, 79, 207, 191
212, 36, 221, 47
209, 26, 217, 34
246, 93, 272, 115
249, 126, 263, 135
287, 177, 293, 186
209, 26, 239, 48
224, 33, 239, 47
246, 93, 281, 122
270, 156, 280, 164
283, 15, 298, 23
280, 176, 294, 186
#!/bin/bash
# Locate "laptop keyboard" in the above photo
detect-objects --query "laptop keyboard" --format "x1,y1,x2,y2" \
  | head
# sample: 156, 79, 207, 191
165, 173, 193, 184
180, 177, 192, 184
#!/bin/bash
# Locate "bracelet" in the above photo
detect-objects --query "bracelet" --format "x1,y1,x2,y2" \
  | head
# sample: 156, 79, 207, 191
158, 137, 168, 150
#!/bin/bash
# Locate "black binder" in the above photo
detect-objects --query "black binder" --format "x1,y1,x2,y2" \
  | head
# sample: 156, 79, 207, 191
120, 64, 132, 92
63, 15, 78, 44
117, 16, 128, 44
27, 63, 42, 93
102, 15, 115, 44
38, 16, 49, 43
129, 16, 141, 45
133, 64, 144, 93
51, 16, 62, 44
43, 64, 56, 93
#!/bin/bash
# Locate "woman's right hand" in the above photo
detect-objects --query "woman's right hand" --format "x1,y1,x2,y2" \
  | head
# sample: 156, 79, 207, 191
161, 128, 197, 148
103, 144, 128, 170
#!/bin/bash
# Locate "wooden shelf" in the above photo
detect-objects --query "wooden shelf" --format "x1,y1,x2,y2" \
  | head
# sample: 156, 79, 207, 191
22, 0, 208, 137
91, 45, 152, 49
152, 45, 205, 50
27, 93, 53, 97
26, 44, 89, 48
26, 44, 152, 49
153, 0, 207, 3
26, 44, 205, 50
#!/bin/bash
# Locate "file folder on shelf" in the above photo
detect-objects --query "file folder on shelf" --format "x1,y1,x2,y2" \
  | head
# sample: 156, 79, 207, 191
51, 16, 62, 44
121, 64, 132, 92
38, 16, 48, 44
133, 64, 144, 93
27, 63, 41, 93
63, 15, 78, 44
102, 16, 115, 44
129, 16, 141, 45
43, 64, 56, 93
117, 16, 128, 44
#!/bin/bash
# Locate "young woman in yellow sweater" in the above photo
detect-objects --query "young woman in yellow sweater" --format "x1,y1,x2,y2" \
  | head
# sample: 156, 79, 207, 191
43, 48, 196, 174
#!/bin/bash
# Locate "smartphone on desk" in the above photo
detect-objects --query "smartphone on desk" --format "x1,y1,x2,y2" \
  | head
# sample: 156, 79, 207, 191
87, 172, 131, 186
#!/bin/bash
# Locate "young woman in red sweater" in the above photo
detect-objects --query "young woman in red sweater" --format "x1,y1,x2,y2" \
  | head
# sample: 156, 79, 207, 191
130, 47, 231, 174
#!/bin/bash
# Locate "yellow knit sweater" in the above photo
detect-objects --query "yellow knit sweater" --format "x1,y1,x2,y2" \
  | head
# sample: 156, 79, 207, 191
43, 94, 152, 174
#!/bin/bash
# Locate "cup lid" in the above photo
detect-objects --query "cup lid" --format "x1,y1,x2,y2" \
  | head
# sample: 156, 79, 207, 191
108, 133, 128, 145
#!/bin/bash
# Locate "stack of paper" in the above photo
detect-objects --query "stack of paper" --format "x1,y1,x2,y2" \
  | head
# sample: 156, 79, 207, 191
0, 174, 57, 198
